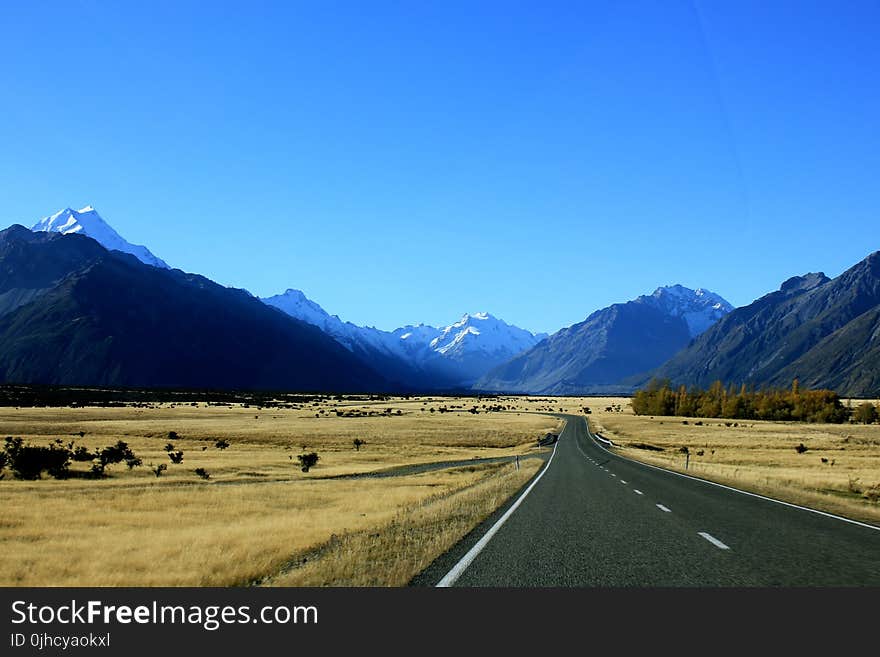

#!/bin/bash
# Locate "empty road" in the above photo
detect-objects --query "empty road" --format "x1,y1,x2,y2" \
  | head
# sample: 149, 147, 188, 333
416, 415, 880, 586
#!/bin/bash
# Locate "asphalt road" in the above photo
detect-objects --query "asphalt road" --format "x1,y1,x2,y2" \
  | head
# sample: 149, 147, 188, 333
416, 414, 880, 586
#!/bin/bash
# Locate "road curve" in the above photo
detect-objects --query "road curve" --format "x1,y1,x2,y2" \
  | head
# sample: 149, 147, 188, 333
414, 414, 880, 586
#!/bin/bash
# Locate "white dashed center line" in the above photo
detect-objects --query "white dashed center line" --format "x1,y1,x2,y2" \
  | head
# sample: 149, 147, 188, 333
656, 504, 672, 513
620, 480, 627, 484
698, 532, 730, 550
633, 490, 643, 495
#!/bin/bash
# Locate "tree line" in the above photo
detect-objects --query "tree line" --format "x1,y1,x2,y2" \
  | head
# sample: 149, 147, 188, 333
630, 379, 872, 424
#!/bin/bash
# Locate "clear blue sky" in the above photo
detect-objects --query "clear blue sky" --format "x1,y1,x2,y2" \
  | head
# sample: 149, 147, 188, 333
2, 1, 878, 333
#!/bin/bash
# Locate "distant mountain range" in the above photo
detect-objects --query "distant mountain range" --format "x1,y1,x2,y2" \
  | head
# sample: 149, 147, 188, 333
475, 285, 733, 395
8, 206, 550, 390
5, 204, 878, 396
262, 289, 547, 387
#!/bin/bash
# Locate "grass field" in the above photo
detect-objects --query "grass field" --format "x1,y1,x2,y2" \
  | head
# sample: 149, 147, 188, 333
0, 396, 560, 586
588, 397, 880, 526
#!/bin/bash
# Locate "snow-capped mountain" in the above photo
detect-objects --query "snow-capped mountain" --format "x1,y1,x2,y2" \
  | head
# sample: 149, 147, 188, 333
635, 285, 734, 337
476, 284, 733, 395
261, 290, 545, 386
262, 289, 401, 356
428, 312, 548, 381
389, 323, 445, 363
263, 289, 348, 340
31, 206, 169, 269
431, 312, 548, 356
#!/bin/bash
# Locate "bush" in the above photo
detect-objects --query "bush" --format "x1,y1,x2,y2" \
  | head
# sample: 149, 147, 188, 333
168, 450, 184, 464
795, 443, 808, 454
1, 437, 143, 480
100, 440, 136, 466
151, 463, 167, 478
215, 439, 230, 450
353, 439, 365, 451
4, 438, 71, 480
90, 441, 139, 477
194, 467, 210, 480
297, 452, 320, 472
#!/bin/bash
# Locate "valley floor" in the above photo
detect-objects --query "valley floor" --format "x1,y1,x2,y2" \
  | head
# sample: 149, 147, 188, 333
2, 393, 877, 587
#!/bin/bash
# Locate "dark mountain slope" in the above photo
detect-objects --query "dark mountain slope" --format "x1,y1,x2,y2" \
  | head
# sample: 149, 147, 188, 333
770, 305, 880, 396
0, 226, 385, 391
477, 293, 704, 394
648, 252, 880, 396
0, 225, 110, 317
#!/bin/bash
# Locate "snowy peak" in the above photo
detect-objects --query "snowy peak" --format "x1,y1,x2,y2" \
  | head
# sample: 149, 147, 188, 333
264, 288, 336, 328
261, 288, 365, 351
429, 312, 545, 359
31, 206, 169, 269
637, 284, 733, 337
262, 289, 418, 359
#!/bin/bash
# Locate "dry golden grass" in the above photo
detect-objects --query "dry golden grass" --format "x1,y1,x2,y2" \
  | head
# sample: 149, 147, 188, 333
265, 460, 542, 587
0, 397, 559, 586
1, 462, 544, 586
588, 397, 880, 526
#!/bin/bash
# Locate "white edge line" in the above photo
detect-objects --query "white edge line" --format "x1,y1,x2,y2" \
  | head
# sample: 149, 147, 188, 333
584, 418, 880, 533
593, 432, 616, 447
436, 431, 561, 587
699, 532, 730, 550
